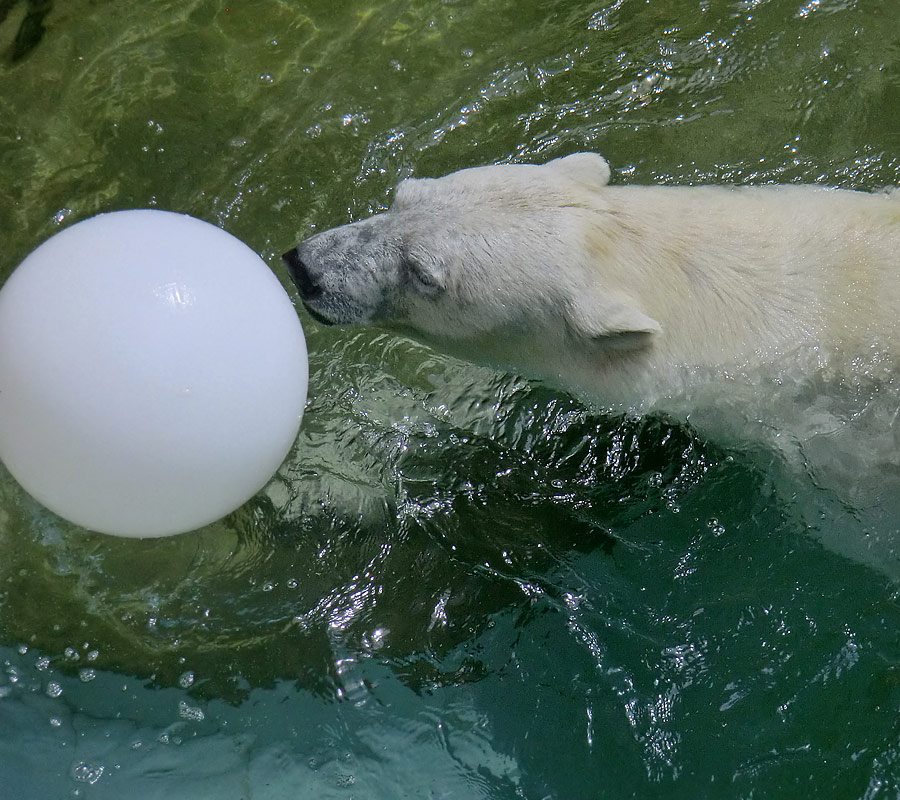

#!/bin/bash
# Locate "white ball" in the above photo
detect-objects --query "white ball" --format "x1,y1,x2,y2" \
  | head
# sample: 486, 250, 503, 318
0, 210, 308, 538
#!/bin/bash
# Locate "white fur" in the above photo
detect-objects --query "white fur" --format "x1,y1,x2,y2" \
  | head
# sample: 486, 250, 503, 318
288, 153, 900, 412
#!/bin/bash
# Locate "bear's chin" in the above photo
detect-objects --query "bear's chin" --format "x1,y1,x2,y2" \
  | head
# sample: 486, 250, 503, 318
300, 302, 339, 326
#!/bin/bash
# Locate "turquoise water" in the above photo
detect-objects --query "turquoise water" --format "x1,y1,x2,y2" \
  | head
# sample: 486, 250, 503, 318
2, 0, 900, 797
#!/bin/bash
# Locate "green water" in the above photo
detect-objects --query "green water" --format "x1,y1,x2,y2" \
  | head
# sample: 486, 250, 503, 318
2, 0, 900, 797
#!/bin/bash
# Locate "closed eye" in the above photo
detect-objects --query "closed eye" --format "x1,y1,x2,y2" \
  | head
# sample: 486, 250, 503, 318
402, 254, 443, 296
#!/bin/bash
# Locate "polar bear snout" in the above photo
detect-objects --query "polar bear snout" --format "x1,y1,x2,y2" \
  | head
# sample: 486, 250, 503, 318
282, 221, 404, 327
282, 247, 321, 301
282, 243, 340, 326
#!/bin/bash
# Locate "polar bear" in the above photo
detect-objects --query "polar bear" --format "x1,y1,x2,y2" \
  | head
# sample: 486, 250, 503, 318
282, 152, 900, 414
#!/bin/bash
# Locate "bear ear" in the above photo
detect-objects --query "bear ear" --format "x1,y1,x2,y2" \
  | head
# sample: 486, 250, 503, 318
546, 153, 611, 189
393, 177, 422, 208
564, 290, 661, 349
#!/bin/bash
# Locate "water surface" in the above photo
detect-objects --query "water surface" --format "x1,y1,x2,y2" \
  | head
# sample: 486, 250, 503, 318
2, 0, 900, 797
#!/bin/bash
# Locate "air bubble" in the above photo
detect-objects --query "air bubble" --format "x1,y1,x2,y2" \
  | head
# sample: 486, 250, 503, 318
72, 762, 104, 784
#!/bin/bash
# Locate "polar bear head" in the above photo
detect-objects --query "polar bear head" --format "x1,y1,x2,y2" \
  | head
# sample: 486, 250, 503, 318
283, 153, 660, 373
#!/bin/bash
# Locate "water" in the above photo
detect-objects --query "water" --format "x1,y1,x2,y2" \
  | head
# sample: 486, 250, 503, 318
2, 0, 900, 797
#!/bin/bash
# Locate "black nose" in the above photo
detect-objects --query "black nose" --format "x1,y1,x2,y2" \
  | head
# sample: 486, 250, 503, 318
282, 248, 320, 299
281, 247, 303, 276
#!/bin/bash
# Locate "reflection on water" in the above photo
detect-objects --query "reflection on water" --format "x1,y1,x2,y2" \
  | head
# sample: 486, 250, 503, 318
2, 0, 900, 796
1, 341, 728, 700
4, 332, 900, 796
